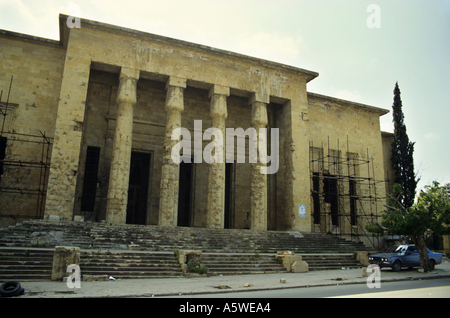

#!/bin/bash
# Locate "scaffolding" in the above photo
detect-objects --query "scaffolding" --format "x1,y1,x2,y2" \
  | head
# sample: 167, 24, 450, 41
309, 136, 387, 249
0, 76, 53, 221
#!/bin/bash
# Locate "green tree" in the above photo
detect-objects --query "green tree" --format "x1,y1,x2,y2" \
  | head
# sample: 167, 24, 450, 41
390, 82, 419, 209
382, 182, 450, 271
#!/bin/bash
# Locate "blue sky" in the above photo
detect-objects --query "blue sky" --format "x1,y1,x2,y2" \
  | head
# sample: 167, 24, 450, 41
1, 0, 449, 192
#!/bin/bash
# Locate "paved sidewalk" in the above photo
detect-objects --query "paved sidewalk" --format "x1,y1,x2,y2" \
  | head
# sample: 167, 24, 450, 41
16, 258, 450, 298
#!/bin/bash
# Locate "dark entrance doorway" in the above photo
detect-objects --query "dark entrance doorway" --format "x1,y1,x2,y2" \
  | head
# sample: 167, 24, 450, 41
126, 152, 151, 225
312, 173, 321, 225
224, 162, 233, 229
177, 161, 192, 227
323, 174, 338, 226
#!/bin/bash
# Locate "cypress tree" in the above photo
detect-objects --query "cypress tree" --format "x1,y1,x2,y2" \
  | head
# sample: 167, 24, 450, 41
390, 82, 418, 208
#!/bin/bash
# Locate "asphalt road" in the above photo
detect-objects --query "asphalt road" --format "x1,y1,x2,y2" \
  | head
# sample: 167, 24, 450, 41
164, 277, 450, 298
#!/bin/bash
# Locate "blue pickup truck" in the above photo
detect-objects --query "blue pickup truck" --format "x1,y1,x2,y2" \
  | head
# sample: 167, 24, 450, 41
368, 244, 443, 271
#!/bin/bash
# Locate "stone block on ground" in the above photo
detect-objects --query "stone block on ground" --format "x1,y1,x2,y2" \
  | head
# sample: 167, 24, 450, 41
51, 246, 80, 281
291, 260, 308, 273
277, 254, 303, 272
357, 252, 369, 266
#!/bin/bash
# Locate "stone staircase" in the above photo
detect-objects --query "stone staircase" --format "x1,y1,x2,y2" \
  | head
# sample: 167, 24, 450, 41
0, 248, 362, 282
200, 253, 286, 276
300, 254, 361, 271
0, 248, 53, 282
80, 250, 182, 279
0, 220, 368, 253
0, 220, 368, 281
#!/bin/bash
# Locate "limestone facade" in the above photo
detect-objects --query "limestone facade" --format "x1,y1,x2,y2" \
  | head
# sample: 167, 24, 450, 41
0, 15, 393, 246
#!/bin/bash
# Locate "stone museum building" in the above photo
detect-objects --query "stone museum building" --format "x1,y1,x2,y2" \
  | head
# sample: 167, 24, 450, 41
0, 14, 395, 247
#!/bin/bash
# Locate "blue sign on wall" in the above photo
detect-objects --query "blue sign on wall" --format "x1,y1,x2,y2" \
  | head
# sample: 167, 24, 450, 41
298, 205, 306, 217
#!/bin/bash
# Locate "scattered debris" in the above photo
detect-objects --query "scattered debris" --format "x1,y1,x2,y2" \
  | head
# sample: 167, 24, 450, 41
277, 251, 293, 256
280, 278, 286, 283
212, 285, 231, 289
54, 290, 76, 294
243, 283, 254, 288
0, 281, 25, 297
83, 275, 108, 282
108, 276, 116, 280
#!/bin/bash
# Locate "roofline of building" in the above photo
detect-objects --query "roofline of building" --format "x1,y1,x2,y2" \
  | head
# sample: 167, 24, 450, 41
0, 29, 61, 46
2, 15, 390, 116
307, 92, 390, 115
57, 14, 319, 83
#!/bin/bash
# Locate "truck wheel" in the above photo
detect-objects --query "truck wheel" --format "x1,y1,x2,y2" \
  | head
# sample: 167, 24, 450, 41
429, 260, 436, 270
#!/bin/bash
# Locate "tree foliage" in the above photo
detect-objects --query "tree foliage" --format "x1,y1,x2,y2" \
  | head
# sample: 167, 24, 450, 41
383, 182, 450, 236
390, 82, 419, 209
371, 83, 449, 271
382, 182, 450, 271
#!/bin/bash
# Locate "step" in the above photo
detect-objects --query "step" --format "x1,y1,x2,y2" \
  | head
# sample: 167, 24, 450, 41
299, 254, 361, 271
1, 220, 368, 257
200, 253, 286, 275
78, 251, 184, 278
0, 248, 54, 281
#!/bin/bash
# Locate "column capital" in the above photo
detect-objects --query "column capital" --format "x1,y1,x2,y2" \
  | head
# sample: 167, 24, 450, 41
251, 101, 268, 127
119, 67, 140, 81
166, 76, 187, 90
249, 90, 270, 105
117, 75, 138, 106
209, 85, 230, 98
209, 85, 229, 119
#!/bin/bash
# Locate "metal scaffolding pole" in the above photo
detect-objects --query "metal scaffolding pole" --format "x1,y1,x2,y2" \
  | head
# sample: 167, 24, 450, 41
0, 76, 53, 221
309, 136, 386, 249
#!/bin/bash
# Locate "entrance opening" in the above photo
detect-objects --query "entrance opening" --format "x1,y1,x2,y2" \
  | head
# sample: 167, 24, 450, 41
323, 174, 338, 226
126, 152, 150, 225
224, 162, 233, 229
312, 173, 320, 224
81, 146, 100, 212
350, 179, 357, 226
177, 161, 192, 227
0, 137, 7, 183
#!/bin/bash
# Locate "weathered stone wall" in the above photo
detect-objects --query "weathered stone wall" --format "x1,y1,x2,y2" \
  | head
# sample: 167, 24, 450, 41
0, 32, 65, 227
307, 93, 389, 245
0, 15, 394, 236
72, 69, 274, 229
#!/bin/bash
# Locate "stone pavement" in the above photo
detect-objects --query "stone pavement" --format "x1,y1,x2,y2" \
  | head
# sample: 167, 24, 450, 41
16, 258, 450, 298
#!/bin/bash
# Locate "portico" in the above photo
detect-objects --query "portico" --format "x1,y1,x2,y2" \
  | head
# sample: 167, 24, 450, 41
0, 12, 396, 250
41, 15, 317, 232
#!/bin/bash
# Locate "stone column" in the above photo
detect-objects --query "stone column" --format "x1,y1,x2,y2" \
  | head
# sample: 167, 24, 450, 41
105, 67, 139, 225
206, 85, 229, 229
159, 76, 187, 226
44, 51, 90, 221
250, 94, 269, 231
283, 87, 312, 231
